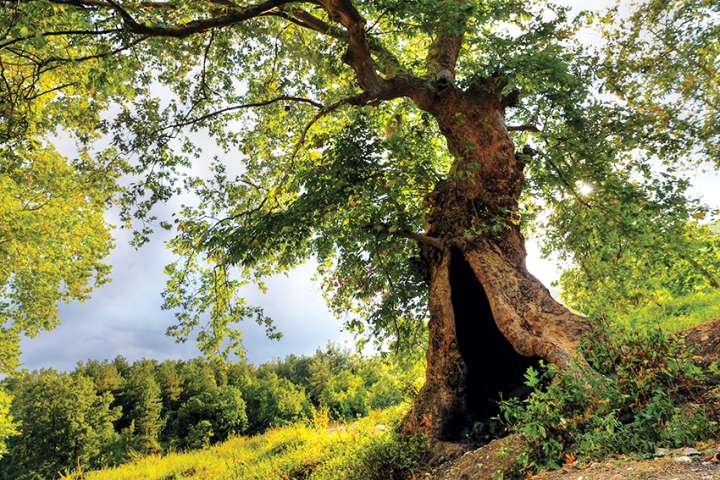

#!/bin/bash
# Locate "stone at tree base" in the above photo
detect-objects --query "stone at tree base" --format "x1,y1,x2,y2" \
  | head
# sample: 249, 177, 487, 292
421, 441, 720, 480
425, 441, 472, 468
420, 435, 524, 479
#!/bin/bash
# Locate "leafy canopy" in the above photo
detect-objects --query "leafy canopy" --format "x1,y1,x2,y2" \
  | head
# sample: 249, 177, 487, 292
601, 0, 719, 161
0, 145, 113, 373
0, 0, 717, 361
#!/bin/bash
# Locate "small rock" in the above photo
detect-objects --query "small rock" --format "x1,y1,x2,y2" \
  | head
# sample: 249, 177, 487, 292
681, 447, 702, 456
655, 447, 671, 457
674, 455, 693, 463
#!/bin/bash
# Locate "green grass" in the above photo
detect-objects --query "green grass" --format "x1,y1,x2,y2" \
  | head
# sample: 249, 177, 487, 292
617, 289, 720, 332
63, 405, 427, 480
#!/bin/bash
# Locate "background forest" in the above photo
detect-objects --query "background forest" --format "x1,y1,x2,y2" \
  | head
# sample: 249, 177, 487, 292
0, 347, 423, 479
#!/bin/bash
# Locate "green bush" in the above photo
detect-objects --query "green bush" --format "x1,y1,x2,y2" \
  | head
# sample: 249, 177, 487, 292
501, 322, 720, 473
174, 386, 247, 448
185, 420, 214, 450
342, 433, 428, 480
317, 369, 369, 419
243, 373, 309, 433
310, 412, 428, 480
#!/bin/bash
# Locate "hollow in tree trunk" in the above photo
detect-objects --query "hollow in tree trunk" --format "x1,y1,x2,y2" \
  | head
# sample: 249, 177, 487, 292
402, 78, 590, 441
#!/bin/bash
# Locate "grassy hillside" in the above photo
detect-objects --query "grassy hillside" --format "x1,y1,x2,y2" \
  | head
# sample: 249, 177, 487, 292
618, 289, 720, 332
64, 405, 427, 480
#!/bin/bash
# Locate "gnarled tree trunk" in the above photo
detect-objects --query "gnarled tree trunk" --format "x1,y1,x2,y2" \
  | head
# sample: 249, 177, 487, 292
402, 79, 590, 441
309, 0, 589, 441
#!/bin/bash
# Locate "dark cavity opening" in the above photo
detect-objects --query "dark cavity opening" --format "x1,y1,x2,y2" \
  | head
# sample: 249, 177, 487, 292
449, 247, 540, 443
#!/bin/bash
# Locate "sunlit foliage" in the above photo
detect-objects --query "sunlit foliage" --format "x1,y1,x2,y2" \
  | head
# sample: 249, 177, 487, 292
65, 406, 426, 480
0, 146, 113, 373
0, 0, 717, 396
601, 0, 720, 161
0, 348, 420, 478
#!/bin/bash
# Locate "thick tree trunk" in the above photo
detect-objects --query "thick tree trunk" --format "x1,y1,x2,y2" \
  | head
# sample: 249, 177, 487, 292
402, 79, 590, 440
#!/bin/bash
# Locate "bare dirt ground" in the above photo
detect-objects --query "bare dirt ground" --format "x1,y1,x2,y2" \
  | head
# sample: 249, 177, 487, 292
421, 439, 720, 479
532, 456, 720, 480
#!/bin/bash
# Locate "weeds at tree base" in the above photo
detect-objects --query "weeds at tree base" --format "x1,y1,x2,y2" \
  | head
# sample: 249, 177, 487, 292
500, 319, 720, 474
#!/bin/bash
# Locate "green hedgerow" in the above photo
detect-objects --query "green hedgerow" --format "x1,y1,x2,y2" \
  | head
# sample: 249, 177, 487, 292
500, 320, 720, 473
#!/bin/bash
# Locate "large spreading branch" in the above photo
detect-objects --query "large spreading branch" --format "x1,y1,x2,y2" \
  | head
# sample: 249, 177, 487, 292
45, 0, 415, 96
102, 0, 298, 38
17, 0, 447, 153
318, 0, 383, 93
4, 0, 443, 150
302, 1, 434, 106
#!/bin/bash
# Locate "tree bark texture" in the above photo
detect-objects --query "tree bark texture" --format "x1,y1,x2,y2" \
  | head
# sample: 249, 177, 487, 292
402, 79, 590, 440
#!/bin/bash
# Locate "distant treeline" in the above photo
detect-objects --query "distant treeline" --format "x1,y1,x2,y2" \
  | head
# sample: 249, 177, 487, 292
0, 346, 423, 480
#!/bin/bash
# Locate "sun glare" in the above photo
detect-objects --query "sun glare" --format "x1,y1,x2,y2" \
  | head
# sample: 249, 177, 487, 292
576, 181, 595, 196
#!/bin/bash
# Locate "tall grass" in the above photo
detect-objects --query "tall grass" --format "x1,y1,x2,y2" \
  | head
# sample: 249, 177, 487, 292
617, 289, 720, 332
64, 405, 427, 480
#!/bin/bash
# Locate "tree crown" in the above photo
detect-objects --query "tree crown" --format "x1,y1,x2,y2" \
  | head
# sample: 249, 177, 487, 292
0, 0, 717, 361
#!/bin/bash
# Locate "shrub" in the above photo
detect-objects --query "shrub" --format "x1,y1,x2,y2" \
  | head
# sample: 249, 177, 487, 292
340, 433, 428, 480
174, 386, 248, 448
243, 373, 309, 433
318, 370, 369, 419
501, 321, 720, 472
309, 408, 428, 480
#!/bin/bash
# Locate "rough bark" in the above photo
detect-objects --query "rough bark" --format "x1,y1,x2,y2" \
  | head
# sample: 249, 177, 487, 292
402, 78, 590, 440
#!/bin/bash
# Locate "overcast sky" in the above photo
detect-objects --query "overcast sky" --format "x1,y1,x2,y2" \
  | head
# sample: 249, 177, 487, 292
19, 0, 720, 371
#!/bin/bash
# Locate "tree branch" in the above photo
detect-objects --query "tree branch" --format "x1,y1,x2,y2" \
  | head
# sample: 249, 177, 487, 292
319, 0, 383, 93
266, 7, 343, 39
0, 28, 123, 51
266, 6, 406, 77
366, 223, 445, 249
154, 95, 323, 134
39, 35, 149, 72
396, 230, 445, 249
85, 0, 300, 38
43, 0, 421, 107
507, 124, 540, 132
288, 91, 372, 162
425, 0, 468, 83
50, 0, 178, 8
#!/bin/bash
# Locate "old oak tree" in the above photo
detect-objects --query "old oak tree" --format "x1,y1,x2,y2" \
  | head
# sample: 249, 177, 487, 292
2, 0, 716, 442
